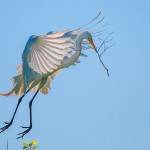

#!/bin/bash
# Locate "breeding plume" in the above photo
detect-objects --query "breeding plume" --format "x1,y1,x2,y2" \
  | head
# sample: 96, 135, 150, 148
0, 12, 111, 139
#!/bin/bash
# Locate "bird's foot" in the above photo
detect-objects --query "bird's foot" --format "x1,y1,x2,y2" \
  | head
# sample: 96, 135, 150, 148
16, 126, 32, 139
0, 122, 12, 133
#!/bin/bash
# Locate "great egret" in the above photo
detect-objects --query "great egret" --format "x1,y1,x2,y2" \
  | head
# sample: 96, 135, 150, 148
0, 12, 110, 139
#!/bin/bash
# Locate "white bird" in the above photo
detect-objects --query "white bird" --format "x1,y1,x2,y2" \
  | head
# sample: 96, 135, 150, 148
0, 12, 109, 139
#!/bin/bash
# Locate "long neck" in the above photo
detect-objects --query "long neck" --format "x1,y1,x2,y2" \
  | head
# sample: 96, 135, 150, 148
60, 31, 89, 68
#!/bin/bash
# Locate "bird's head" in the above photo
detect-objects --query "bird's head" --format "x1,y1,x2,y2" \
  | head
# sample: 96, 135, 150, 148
84, 32, 97, 52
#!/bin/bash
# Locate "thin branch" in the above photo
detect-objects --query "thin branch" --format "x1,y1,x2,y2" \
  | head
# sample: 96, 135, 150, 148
95, 48, 109, 77
97, 32, 114, 51
100, 43, 116, 57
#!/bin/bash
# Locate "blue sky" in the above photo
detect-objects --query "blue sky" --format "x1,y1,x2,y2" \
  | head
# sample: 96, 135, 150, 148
0, 0, 150, 150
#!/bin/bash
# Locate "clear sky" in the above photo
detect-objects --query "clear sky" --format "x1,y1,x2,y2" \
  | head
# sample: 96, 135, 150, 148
0, 0, 150, 150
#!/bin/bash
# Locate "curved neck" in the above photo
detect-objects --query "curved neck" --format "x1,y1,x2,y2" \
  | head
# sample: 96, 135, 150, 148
75, 31, 89, 51
61, 31, 89, 68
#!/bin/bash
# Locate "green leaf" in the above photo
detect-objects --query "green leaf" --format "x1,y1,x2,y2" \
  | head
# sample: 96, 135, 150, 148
23, 146, 28, 149
32, 146, 38, 149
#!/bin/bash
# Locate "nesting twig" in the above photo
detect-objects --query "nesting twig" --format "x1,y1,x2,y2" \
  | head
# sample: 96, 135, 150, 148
81, 32, 115, 77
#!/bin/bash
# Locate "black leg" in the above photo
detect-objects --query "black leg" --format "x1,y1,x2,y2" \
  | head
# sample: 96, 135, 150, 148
0, 90, 29, 133
17, 90, 39, 139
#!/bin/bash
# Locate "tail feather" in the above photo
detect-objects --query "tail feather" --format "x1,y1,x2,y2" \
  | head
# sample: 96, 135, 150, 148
0, 69, 61, 96
0, 74, 24, 97
0, 89, 14, 96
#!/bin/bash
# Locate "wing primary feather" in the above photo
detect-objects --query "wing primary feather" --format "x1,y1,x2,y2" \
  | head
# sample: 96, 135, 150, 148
36, 46, 58, 71
38, 51, 60, 68
43, 30, 69, 38
38, 52, 56, 72
41, 37, 70, 43
30, 52, 40, 73
34, 48, 48, 73
32, 50, 44, 73
23, 29, 73, 76
38, 45, 62, 65
40, 42, 71, 55
41, 41, 72, 49
39, 44, 65, 60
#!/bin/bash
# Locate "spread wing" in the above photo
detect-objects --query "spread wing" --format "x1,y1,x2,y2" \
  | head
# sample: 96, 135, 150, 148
22, 30, 74, 92
22, 30, 72, 75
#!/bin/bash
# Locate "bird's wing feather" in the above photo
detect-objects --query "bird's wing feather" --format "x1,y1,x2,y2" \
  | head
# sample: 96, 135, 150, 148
22, 30, 74, 92
16, 62, 23, 75
22, 30, 72, 75
46, 30, 69, 38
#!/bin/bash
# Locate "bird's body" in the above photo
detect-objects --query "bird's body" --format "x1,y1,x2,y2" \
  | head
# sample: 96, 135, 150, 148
0, 12, 110, 138
0, 30, 95, 96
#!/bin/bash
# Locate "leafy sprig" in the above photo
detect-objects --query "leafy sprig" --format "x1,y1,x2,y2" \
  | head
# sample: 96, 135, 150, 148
22, 141, 38, 150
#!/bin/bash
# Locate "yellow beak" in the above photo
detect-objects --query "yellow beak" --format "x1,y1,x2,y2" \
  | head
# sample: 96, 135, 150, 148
89, 40, 97, 52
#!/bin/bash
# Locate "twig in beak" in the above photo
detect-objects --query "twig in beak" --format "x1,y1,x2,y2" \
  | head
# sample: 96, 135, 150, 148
95, 48, 109, 77
90, 40, 109, 77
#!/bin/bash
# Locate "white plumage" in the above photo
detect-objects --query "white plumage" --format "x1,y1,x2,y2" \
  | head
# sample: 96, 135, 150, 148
0, 28, 96, 96
0, 12, 110, 97
0, 12, 110, 139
